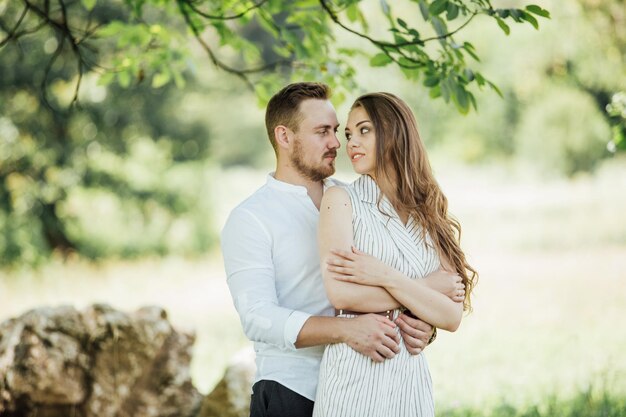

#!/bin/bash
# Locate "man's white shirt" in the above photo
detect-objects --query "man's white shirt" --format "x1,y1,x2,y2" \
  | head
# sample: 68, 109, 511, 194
221, 173, 342, 400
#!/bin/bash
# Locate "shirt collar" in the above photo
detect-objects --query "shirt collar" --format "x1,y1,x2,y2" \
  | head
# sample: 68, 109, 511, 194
353, 174, 380, 204
266, 172, 336, 195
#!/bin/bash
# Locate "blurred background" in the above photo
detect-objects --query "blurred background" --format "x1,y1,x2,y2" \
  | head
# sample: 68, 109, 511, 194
1, 0, 625, 415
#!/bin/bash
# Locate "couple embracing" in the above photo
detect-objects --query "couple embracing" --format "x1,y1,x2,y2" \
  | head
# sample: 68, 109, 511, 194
221, 82, 477, 417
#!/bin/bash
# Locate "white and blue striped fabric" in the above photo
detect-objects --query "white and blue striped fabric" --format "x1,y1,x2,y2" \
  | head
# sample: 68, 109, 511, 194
313, 174, 440, 417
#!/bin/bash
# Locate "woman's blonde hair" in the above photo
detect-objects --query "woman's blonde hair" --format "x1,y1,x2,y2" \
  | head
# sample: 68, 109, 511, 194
351, 92, 477, 311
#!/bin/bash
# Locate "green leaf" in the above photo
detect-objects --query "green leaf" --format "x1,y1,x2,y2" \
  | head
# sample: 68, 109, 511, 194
526, 5, 550, 18
521, 12, 539, 29
468, 92, 478, 111
393, 31, 408, 44
118, 70, 131, 88
496, 17, 510, 35
257, 14, 280, 38
82, 0, 97, 11
510, 9, 523, 22
401, 66, 421, 80
463, 42, 480, 61
337, 47, 366, 58
431, 16, 447, 39
429, 0, 449, 16
370, 53, 393, 67
614, 128, 626, 150
487, 80, 503, 98
454, 85, 470, 114
429, 85, 441, 98
98, 21, 124, 38
272, 44, 292, 58
398, 57, 418, 68
441, 80, 451, 102
152, 71, 170, 88
397, 18, 408, 29
346, 4, 359, 23
172, 70, 185, 89
419, 1, 430, 20
446, 3, 459, 20
97, 71, 115, 86
474, 72, 485, 87
423, 76, 439, 87
496, 9, 510, 19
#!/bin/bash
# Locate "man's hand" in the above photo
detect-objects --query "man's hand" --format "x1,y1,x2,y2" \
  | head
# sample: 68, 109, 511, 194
395, 313, 434, 355
343, 314, 401, 363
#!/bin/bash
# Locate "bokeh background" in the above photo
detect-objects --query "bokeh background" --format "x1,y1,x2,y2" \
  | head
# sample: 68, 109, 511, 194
1, 0, 625, 415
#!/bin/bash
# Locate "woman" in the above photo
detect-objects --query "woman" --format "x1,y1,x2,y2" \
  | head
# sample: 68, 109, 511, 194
313, 92, 477, 417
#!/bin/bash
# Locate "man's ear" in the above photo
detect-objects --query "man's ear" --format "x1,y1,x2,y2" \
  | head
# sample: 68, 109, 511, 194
274, 125, 291, 150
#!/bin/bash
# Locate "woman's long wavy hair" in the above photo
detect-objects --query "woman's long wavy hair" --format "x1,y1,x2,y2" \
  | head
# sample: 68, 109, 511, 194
351, 92, 477, 311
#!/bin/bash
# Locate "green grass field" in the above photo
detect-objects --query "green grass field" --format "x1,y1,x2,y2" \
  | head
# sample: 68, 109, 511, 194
2, 162, 625, 413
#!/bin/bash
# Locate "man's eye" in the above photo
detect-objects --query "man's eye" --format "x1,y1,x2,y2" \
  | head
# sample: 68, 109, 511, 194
319, 130, 328, 135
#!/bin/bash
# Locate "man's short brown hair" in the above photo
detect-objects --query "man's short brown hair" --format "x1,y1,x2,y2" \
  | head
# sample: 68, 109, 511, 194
265, 82, 331, 153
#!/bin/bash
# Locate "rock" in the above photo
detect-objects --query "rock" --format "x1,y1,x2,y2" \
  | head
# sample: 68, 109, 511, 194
197, 346, 256, 417
0, 304, 202, 417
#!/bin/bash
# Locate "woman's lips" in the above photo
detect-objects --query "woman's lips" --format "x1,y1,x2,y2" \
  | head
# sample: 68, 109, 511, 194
351, 153, 364, 161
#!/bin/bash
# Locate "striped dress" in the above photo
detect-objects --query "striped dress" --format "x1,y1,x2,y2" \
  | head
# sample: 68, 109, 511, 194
313, 175, 440, 417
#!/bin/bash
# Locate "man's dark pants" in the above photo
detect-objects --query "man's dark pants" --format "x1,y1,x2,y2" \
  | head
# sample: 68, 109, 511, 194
250, 380, 314, 417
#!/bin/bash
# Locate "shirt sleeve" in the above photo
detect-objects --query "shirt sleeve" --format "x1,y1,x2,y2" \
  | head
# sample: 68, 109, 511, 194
221, 207, 311, 351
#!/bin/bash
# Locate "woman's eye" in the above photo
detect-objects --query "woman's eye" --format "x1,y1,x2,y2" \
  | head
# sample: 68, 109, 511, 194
360, 127, 370, 134
345, 133, 351, 141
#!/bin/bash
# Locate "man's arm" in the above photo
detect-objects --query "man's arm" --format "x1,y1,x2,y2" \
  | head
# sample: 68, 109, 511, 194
222, 208, 307, 349
296, 315, 400, 363
221, 207, 400, 361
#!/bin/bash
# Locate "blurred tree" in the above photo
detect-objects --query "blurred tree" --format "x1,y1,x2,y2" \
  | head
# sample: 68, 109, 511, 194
567, 0, 626, 153
0, 3, 217, 265
606, 92, 626, 152
417, 0, 624, 174
514, 85, 611, 176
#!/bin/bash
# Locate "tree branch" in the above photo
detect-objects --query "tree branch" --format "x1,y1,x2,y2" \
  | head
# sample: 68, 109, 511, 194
319, 0, 478, 48
177, 0, 254, 89
0, 4, 30, 47
41, 33, 66, 111
176, 0, 292, 88
419, 13, 477, 44
319, 0, 392, 48
182, 0, 269, 21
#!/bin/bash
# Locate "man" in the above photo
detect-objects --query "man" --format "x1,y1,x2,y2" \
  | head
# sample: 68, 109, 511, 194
221, 82, 439, 417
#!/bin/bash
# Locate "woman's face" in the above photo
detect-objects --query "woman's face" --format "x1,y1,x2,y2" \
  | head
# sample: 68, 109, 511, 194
345, 106, 377, 177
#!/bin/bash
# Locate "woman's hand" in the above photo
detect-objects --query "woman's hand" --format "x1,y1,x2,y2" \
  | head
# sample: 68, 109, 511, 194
423, 269, 465, 302
326, 246, 399, 287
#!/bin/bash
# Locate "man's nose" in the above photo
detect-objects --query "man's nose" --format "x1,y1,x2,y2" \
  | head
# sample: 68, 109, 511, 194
330, 131, 340, 149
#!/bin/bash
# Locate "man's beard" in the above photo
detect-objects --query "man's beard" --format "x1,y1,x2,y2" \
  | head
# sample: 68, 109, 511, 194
290, 138, 336, 182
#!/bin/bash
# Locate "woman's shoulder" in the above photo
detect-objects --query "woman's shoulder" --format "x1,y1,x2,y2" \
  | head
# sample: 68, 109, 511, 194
322, 185, 351, 205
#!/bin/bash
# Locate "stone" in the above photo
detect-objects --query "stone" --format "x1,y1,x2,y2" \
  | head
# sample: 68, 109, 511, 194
197, 346, 256, 417
0, 304, 202, 417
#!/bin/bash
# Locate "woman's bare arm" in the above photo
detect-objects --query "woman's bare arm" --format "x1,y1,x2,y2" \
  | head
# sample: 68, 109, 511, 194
327, 247, 463, 332
319, 186, 400, 312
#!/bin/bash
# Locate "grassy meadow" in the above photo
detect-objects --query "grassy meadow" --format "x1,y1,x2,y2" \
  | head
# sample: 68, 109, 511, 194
1, 160, 625, 413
